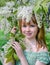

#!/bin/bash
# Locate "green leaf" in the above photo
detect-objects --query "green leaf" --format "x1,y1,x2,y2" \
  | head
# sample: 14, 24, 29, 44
0, 30, 8, 47
8, 47, 13, 51
41, 3, 48, 13
0, 47, 4, 51
13, 53, 19, 61
0, 61, 2, 65
20, 43, 26, 50
5, 48, 13, 58
34, 5, 40, 13
7, 17, 12, 22
42, 0, 50, 4
13, 10, 17, 14
6, 55, 13, 63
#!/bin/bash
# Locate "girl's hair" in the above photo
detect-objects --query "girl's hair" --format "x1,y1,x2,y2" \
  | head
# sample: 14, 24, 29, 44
18, 14, 47, 49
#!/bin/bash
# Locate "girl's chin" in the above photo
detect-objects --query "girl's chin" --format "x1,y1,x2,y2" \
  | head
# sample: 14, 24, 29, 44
26, 36, 33, 39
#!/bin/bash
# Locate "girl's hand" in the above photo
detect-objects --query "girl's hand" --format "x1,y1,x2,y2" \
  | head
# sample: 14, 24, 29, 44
12, 41, 24, 59
11, 26, 16, 34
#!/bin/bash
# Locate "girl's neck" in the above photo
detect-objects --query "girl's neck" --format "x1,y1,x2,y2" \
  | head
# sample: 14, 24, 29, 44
25, 37, 37, 45
24, 37, 38, 52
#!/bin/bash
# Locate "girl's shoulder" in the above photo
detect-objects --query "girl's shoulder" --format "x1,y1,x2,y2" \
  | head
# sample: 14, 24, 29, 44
36, 47, 50, 64
24, 47, 50, 64
38, 46, 48, 52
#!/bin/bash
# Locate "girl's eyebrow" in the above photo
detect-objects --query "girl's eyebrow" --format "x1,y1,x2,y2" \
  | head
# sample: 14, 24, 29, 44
22, 19, 36, 25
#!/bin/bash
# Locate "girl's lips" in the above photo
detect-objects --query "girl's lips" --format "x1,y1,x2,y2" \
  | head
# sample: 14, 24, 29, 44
25, 33, 32, 36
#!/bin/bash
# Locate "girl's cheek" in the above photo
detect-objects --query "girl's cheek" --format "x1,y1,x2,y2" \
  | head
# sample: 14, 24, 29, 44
21, 27, 25, 31
34, 29, 38, 35
32, 28, 38, 34
21, 28, 25, 33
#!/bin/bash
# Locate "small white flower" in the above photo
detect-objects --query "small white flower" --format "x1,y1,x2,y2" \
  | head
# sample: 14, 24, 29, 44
17, 6, 33, 23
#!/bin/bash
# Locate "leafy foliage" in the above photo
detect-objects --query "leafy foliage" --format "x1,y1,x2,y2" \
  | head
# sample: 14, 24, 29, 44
45, 32, 50, 51
0, 0, 6, 6
0, 30, 8, 47
0, 0, 16, 7
0, 61, 2, 65
5, 35, 26, 63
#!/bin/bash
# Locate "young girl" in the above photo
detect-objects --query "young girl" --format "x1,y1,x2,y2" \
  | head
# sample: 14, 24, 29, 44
4, 6, 50, 65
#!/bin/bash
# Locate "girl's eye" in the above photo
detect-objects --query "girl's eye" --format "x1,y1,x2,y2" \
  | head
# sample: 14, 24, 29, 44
22, 25, 26, 27
30, 25, 35, 27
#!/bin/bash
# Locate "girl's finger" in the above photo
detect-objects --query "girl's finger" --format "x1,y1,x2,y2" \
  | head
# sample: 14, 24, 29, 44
12, 45, 17, 52
14, 27, 16, 30
13, 42, 20, 48
12, 43, 17, 48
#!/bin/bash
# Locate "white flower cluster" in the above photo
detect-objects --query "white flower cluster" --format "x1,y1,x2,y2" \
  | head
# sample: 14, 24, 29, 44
0, 18, 11, 34
17, 6, 43, 28
17, 6, 33, 23
35, 14, 42, 28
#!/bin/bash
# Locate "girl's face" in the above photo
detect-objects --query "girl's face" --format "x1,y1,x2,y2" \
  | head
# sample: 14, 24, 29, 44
21, 19, 38, 40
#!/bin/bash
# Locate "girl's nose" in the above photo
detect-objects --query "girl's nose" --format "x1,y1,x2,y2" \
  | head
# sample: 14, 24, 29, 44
26, 26, 30, 31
